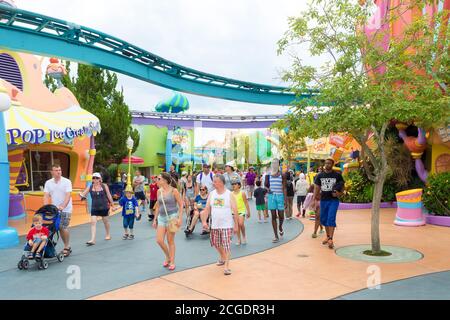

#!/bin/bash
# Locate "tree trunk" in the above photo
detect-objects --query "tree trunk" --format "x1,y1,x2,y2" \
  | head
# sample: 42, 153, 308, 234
371, 170, 387, 254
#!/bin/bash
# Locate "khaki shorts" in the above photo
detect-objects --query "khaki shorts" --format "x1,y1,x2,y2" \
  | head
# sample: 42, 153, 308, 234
60, 211, 72, 229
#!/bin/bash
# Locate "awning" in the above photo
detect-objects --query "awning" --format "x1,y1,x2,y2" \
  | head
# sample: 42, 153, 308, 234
5, 104, 101, 145
122, 156, 145, 165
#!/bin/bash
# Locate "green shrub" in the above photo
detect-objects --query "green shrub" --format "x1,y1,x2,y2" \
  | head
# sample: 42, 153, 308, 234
423, 172, 450, 216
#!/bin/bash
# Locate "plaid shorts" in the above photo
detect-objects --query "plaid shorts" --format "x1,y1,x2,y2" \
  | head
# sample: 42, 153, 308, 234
60, 211, 72, 229
210, 228, 233, 252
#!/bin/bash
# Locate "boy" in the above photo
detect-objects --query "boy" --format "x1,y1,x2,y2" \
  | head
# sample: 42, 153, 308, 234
253, 181, 268, 223
26, 215, 49, 259
119, 187, 140, 240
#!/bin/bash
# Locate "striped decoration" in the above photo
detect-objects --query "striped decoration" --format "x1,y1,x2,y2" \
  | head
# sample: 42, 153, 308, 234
155, 92, 190, 113
8, 148, 25, 194
394, 189, 425, 227
0, 53, 23, 91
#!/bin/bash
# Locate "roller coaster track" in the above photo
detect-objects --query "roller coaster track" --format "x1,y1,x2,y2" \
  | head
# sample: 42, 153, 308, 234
0, 5, 320, 105
131, 111, 284, 129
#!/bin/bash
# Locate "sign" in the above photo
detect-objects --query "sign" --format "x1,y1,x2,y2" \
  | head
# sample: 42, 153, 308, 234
7, 122, 98, 145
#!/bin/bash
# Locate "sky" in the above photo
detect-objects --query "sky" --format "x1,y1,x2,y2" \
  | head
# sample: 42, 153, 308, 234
17, 0, 313, 116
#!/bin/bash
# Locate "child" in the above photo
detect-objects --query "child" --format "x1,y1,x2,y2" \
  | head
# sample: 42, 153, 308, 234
253, 180, 268, 223
304, 184, 324, 238
26, 215, 49, 259
231, 179, 251, 245
119, 188, 140, 240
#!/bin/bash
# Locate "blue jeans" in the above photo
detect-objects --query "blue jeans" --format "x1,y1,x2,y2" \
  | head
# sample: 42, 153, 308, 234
320, 199, 339, 227
123, 215, 135, 229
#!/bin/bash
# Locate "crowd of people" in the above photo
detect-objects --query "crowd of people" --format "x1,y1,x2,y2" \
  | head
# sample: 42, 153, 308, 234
29, 157, 344, 276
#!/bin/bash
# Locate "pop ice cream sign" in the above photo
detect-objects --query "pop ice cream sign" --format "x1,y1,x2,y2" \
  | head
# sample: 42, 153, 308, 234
7, 122, 98, 145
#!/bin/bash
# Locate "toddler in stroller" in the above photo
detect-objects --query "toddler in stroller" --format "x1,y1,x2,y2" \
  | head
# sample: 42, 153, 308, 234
18, 205, 65, 270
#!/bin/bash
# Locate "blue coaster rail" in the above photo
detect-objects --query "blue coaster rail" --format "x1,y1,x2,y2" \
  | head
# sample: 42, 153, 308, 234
0, 5, 320, 106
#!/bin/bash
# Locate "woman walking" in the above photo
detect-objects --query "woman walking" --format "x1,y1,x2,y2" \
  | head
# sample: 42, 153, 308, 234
295, 173, 309, 218
152, 173, 184, 271
183, 174, 196, 216
79, 172, 115, 246
202, 175, 238, 275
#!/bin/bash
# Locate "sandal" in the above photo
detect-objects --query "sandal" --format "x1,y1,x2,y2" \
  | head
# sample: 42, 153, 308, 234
122, 234, 129, 240
35, 252, 42, 259
86, 241, 95, 246
128, 234, 135, 240
272, 238, 279, 243
279, 229, 284, 236
328, 238, 335, 249
163, 261, 170, 268
105, 236, 111, 241
168, 264, 176, 271
63, 247, 72, 257
312, 234, 318, 238
322, 237, 330, 245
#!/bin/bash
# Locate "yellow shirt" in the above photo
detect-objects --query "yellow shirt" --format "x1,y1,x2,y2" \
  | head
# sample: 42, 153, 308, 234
233, 191, 246, 214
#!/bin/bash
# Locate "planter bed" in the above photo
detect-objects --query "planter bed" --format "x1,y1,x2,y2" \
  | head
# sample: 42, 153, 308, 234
339, 202, 397, 210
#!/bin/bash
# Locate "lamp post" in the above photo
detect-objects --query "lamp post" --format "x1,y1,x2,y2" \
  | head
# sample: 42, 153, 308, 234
0, 82, 19, 249
126, 136, 134, 192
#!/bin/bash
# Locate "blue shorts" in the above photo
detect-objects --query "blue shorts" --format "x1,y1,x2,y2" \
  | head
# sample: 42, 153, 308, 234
123, 215, 135, 229
157, 212, 179, 227
320, 200, 339, 227
268, 193, 285, 211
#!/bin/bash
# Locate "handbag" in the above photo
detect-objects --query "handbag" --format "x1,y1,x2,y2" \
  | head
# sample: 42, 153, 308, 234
160, 189, 179, 233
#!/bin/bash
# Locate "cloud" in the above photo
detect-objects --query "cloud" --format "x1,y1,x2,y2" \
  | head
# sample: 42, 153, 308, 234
19, 0, 309, 115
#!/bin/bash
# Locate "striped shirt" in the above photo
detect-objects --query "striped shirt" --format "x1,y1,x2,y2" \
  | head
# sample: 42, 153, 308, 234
269, 175, 283, 194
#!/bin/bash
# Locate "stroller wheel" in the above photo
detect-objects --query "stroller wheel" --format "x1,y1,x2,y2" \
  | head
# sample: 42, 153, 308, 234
18, 261, 23, 270
41, 260, 49, 270
57, 252, 64, 262
22, 259, 29, 270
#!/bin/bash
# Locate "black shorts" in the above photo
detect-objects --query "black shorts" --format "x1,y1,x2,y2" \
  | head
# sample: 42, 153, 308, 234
91, 209, 109, 217
135, 191, 146, 201
149, 200, 157, 210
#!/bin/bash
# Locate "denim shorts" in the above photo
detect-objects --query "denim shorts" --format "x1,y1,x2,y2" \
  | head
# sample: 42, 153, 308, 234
157, 211, 179, 227
320, 199, 339, 227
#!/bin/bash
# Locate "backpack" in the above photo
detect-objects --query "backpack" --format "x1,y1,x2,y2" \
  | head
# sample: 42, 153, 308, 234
199, 172, 213, 182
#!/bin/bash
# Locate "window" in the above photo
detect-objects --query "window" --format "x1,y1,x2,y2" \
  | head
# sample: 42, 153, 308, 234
18, 150, 70, 192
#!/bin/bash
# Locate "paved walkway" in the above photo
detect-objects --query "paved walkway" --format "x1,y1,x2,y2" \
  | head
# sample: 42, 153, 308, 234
0, 201, 302, 300
91, 208, 450, 300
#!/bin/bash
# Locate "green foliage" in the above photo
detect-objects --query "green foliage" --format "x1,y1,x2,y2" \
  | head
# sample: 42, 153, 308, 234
45, 62, 140, 167
423, 172, 450, 216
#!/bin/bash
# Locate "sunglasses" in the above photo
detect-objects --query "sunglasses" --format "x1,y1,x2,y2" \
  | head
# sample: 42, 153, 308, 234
93, 177, 100, 180
200, 188, 207, 191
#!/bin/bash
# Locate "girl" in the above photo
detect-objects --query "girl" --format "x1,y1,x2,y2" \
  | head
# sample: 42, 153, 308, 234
303, 184, 324, 238
79, 172, 115, 246
231, 180, 251, 245
152, 173, 184, 271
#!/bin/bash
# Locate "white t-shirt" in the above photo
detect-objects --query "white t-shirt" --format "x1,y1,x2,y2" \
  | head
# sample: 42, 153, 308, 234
44, 177, 73, 213
295, 179, 309, 196
196, 171, 215, 193
208, 189, 234, 229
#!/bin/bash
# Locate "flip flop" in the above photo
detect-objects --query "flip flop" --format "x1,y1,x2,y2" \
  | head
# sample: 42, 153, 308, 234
216, 260, 225, 266
105, 237, 111, 241
86, 241, 95, 246
272, 238, 280, 243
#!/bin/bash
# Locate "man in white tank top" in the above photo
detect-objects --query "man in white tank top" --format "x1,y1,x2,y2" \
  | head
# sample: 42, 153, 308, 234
201, 174, 238, 276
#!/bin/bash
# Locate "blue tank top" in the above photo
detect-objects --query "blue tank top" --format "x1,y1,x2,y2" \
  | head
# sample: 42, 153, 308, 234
269, 175, 283, 194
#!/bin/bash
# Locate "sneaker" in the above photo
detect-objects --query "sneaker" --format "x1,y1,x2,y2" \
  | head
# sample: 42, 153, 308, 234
312, 234, 318, 238
224, 269, 232, 275
35, 252, 41, 259
264, 219, 269, 223
128, 234, 135, 240
27, 252, 34, 259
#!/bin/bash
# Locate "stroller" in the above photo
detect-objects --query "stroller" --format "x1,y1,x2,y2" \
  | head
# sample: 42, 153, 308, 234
17, 205, 65, 270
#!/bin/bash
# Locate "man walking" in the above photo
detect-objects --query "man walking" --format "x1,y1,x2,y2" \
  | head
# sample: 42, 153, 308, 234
314, 158, 344, 249
44, 164, 73, 257
202, 175, 238, 275
245, 167, 257, 200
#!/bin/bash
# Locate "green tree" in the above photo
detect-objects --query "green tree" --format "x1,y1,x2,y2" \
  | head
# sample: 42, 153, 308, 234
275, 0, 449, 254
46, 62, 140, 168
